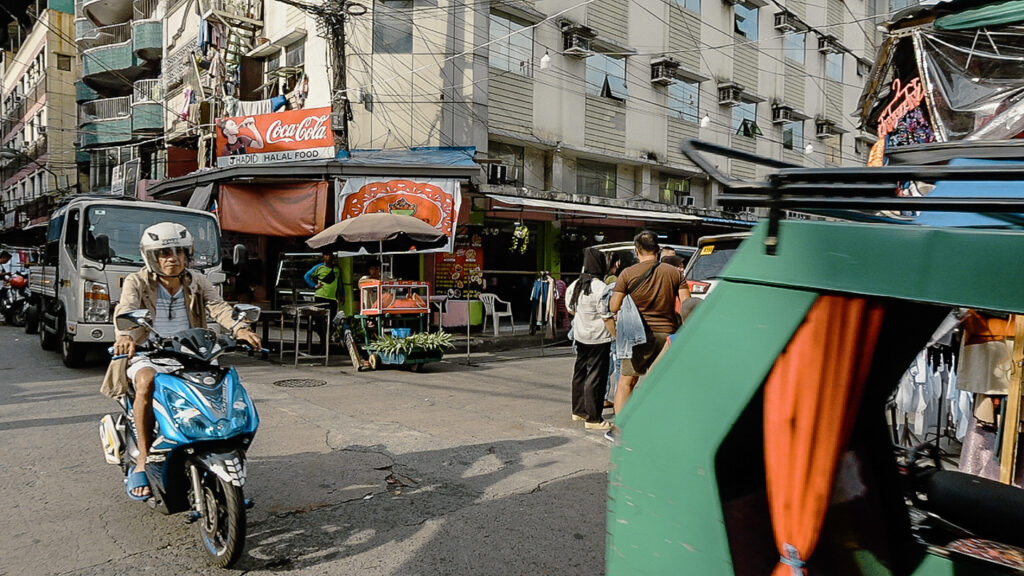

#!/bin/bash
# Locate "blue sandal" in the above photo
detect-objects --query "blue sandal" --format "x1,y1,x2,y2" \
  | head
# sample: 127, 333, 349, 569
125, 466, 151, 501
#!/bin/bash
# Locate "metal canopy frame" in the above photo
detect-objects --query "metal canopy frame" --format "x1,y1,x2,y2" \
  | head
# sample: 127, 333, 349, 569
681, 138, 1024, 253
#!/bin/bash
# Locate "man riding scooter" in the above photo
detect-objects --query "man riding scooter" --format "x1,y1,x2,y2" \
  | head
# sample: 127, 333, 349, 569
102, 222, 261, 500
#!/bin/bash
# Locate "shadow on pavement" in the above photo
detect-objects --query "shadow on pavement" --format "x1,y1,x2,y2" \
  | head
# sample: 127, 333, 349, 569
236, 436, 606, 574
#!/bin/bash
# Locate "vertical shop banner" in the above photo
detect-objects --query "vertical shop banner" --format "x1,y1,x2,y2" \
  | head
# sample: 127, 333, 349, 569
434, 231, 484, 298
215, 107, 334, 167
337, 177, 461, 253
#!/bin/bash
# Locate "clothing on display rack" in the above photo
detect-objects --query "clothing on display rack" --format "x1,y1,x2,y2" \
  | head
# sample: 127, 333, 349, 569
529, 271, 554, 336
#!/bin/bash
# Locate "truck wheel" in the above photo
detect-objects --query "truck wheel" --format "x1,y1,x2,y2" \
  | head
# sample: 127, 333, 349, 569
24, 304, 38, 334
39, 314, 58, 351
60, 314, 87, 368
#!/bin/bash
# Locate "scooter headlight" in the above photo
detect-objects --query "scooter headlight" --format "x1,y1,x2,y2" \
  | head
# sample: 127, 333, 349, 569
164, 389, 242, 439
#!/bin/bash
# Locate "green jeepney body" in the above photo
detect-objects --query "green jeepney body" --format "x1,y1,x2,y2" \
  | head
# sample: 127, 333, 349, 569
606, 219, 1024, 576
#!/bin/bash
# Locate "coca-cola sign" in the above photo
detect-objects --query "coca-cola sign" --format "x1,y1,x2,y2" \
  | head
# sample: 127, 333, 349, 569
215, 106, 335, 167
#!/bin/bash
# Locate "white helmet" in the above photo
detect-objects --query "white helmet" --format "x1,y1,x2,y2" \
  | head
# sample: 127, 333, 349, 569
140, 222, 193, 275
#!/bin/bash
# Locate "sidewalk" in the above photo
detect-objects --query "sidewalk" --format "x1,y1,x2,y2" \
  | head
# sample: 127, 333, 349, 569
255, 317, 573, 367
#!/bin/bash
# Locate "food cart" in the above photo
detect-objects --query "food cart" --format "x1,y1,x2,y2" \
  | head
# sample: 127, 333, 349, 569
356, 279, 447, 371
306, 212, 455, 371
604, 139, 1024, 575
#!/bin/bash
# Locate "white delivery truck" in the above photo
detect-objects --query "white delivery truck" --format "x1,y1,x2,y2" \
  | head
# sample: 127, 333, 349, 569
26, 196, 225, 367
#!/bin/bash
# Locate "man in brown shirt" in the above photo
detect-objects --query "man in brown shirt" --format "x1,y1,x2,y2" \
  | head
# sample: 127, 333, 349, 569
609, 231, 689, 424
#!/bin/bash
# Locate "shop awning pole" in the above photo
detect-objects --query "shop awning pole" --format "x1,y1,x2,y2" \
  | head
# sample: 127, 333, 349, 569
465, 300, 472, 366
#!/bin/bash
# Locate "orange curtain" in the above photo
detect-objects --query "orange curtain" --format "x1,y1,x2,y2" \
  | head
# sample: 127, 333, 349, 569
764, 295, 885, 575
218, 181, 328, 237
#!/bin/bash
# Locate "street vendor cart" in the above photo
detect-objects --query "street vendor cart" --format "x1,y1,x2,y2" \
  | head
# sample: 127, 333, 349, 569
356, 278, 446, 371
306, 212, 453, 371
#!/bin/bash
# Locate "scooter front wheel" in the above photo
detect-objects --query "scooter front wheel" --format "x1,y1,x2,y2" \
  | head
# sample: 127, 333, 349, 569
197, 472, 246, 568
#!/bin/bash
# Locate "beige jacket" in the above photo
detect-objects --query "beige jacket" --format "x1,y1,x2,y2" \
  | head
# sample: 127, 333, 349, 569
100, 268, 245, 397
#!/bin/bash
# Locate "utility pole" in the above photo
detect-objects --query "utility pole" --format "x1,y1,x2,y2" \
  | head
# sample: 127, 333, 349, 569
275, 0, 365, 153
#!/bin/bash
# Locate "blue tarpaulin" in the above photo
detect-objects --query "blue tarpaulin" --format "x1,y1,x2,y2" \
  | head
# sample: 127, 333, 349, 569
914, 158, 1024, 228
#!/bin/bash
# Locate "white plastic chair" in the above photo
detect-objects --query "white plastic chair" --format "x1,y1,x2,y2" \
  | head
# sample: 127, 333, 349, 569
478, 293, 515, 336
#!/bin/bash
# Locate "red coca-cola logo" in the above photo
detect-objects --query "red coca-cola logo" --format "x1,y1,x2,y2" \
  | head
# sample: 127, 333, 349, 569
265, 114, 330, 144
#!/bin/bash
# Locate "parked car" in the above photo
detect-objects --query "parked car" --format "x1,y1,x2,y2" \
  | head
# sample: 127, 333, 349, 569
592, 241, 697, 272
681, 232, 751, 298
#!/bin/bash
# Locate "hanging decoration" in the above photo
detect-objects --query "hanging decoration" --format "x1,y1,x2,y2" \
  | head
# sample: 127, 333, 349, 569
510, 222, 530, 254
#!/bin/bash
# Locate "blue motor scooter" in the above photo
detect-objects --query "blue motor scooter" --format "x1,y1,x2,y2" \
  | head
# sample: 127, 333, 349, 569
100, 304, 261, 567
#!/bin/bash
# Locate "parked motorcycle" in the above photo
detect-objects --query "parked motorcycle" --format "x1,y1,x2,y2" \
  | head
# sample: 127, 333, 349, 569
1, 271, 29, 326
100, 304, 262, 567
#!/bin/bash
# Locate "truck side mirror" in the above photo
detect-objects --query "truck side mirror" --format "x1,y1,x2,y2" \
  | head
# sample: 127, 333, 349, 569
233, 244, 247, 268
85, 234, 111, 262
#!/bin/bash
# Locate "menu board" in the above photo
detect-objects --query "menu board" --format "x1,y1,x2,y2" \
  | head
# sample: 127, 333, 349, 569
434, 234, 483, 299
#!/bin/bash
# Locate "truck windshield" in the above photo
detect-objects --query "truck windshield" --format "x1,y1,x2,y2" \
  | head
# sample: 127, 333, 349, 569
83, 206, 221, 268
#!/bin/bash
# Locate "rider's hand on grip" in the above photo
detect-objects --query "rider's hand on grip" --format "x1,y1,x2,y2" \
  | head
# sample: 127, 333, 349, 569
112, 334, 136, 359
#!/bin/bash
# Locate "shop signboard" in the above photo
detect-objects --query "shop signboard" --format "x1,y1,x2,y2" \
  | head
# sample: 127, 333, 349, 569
434, 231, 484, 298
336, 177, 461, 254
215, 106, 334, 167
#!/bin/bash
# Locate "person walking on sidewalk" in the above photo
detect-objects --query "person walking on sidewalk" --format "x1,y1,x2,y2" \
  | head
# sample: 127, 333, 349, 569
567, 247, 614, 431
608, 231, 689, 434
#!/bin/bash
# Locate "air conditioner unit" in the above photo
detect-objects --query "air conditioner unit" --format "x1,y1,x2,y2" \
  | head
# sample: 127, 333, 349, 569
771, 105, 794, 124
818, 35, 843, 54
679, 195, 695, 207
561, 24, 596, 57
650, 57, 680, 86
718, 83, 743, 107
815, 119, 838, 138
773, 11, 801, 33
856, 58, 872, 77
487, 163, 518, 185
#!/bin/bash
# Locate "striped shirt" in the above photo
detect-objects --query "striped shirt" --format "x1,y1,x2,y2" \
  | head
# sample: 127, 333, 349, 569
154, 284, 191, 335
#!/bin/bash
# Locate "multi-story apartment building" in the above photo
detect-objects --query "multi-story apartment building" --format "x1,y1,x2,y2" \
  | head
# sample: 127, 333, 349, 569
0, 0, 78, 233
75, 0, 164, 193
143, 0, 881, 312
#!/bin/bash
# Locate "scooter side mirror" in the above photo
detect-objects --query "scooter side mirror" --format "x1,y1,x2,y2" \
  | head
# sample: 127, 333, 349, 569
115, 309, 153, 331
232, 303, 261, 324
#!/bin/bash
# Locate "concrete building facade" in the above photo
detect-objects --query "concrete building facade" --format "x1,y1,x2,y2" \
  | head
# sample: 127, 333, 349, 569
0, 1, 78, 231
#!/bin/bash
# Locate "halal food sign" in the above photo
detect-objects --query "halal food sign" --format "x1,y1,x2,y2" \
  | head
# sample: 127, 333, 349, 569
215, 106, 335, 167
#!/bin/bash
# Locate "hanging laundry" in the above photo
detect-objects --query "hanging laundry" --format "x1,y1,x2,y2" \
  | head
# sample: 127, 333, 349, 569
237, 98, 274, 115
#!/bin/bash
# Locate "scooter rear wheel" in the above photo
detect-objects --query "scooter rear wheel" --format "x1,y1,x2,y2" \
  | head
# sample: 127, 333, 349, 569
197, 473, 246, 568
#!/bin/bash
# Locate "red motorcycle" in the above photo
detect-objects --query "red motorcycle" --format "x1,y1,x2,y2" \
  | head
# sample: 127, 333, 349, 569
1, 272, 29, 327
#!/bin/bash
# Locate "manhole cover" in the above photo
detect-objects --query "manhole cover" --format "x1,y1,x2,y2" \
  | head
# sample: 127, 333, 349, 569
273, 378, 327, 388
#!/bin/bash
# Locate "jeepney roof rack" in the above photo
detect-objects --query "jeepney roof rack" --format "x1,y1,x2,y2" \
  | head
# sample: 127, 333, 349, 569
680, 139, 1024, 255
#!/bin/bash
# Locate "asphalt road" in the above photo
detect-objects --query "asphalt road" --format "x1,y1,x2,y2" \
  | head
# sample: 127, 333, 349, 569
0, 325, 612, 576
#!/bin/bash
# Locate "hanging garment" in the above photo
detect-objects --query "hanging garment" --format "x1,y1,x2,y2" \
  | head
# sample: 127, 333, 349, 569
198, 19, 210, 51
958, 340, 1015, 395
237, 98, 274, 115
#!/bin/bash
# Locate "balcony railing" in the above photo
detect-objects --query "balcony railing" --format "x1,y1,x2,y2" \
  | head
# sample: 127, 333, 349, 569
81, 96, 131, 120
199, 0, 263, 25
134, 0, 159, 19
164, 38, 197, 91
133, 79, 160, 102
83, 22, 132, 50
